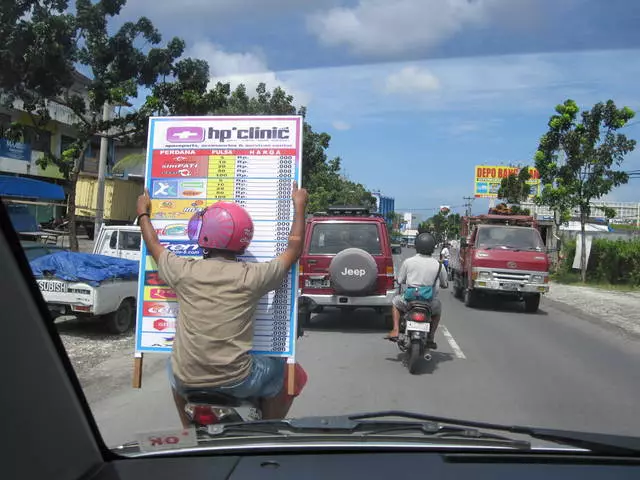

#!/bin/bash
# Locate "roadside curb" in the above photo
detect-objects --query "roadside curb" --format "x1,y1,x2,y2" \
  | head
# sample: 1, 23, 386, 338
541, 295, 640, 341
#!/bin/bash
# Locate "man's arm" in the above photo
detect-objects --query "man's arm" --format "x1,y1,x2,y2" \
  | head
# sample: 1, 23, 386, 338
276, 181, 308, 271
137, 188, 165, 263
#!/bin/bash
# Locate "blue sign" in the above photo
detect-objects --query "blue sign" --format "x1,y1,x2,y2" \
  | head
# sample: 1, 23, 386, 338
0, 139, 31, 162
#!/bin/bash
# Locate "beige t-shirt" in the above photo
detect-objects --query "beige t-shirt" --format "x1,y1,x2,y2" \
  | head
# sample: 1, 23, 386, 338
157, 250, 288, 388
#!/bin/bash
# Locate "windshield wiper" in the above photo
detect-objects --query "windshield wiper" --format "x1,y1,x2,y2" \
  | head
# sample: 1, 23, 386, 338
203, 411, 640, 455
201, 413, 530, 450
346, 411, 640, 455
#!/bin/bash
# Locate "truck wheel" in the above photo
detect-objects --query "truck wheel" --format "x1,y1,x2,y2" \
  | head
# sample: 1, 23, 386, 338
524, 294, 541, 313
105, 299, 134, 334
464, 289, 479, 308
452, 274, 464, 299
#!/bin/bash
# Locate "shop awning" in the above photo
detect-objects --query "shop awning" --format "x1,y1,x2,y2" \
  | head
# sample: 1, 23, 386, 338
0, 175, 65, 201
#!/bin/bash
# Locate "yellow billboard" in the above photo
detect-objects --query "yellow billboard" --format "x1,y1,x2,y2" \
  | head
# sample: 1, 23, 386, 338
474, 165, 540, 199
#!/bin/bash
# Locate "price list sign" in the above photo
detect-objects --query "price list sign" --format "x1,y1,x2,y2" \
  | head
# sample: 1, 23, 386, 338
135, 116, 303, 359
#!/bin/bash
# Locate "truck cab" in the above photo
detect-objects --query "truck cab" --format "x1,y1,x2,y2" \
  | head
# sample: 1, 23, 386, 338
450, 213, 550, 313
93, 225, 142, 261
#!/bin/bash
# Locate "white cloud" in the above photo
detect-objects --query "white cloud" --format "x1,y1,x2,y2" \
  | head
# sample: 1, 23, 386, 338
332, 120, 352, 130
384, 66, 440, 94
307, 0, 538, 57
279, 49, 640, 125
188, 42, 311, 107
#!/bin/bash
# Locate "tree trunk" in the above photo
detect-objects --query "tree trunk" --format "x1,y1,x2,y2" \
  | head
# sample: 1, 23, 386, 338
67, 146, 87, 252
580, 211, 587, 282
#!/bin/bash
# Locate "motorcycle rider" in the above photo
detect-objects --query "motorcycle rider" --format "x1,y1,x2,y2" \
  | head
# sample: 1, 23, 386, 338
440, 242, 451, 272
386, 232, 448, 348
136, 182, 309, 425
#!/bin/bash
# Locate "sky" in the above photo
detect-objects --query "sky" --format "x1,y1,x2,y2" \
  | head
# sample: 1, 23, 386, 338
117, 0, 640, 219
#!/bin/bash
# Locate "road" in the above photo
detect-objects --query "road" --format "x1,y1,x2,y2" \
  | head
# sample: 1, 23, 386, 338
87, 248, 640, 448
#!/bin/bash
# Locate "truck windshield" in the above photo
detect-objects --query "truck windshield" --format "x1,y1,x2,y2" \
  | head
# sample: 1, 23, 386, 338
476, 226, 544, 250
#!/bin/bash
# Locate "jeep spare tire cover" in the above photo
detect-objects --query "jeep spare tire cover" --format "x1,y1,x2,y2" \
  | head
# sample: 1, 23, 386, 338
329, 248, 378, 295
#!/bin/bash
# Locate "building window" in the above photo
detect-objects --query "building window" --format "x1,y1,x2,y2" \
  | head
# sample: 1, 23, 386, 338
23, 127, 51, 152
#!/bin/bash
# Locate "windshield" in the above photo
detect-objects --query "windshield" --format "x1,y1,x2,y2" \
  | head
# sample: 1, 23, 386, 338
309, 223, 382, 255
3, 0, 640, 458
476, 226, 544, 250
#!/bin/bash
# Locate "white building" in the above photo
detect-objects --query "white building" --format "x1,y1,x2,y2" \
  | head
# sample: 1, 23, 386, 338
401, 212, 415, 231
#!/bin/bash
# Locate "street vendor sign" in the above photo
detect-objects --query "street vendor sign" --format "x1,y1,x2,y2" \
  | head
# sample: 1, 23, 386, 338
474, 165, 541, 199
135, 115, 303, 359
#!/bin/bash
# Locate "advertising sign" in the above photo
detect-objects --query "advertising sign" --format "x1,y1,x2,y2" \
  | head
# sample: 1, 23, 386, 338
135, 115, 303, 358
474, 165, 540, 198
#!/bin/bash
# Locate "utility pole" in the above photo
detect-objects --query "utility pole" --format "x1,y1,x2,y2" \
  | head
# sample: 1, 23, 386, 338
462, 196, 474, 217
94, 102, 111, 242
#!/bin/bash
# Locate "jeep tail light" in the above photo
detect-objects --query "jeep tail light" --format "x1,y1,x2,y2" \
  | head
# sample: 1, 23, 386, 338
410, 312, 427, 322
384, 260, 395, 290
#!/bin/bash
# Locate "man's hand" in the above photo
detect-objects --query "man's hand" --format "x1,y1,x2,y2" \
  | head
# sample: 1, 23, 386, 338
137, 188, 151, 216
292, 181, 308, 212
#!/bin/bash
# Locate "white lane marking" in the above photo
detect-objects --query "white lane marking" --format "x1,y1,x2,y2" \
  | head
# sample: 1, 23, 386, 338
441, 325, 466, 359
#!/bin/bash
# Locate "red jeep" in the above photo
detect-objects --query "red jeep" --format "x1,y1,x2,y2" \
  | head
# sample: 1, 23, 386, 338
297, 206, 396, 327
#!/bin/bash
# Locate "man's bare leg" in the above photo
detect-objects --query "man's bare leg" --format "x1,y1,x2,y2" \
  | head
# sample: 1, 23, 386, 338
427, 314, 440, 348
261, 387, 295, 420
387, 305, 401, 338
172, 388, 191, 428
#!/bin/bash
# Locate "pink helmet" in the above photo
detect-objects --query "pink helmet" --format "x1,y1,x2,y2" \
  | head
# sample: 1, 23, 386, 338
187, 201, 254, 253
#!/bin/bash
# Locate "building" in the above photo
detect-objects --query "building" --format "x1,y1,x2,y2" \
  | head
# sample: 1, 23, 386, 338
401, 212, 416, 231
371, 191, 395, 228
0, 71, 122, 223
521, 200, 640, 225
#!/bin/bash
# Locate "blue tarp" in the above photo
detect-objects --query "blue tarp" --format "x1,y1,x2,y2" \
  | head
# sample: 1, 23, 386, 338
0, 175, 65, 200
30, 251, 139, 286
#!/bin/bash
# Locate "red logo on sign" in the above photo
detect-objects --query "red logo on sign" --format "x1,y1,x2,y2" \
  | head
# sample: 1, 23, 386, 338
153, 318, 169, 331
143, 302, 178, 317
145, 272, 166, 286
151, 152, 209, 178
150, 288, 177, 300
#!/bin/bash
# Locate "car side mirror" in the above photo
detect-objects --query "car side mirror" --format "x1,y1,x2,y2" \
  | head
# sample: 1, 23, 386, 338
391, 246, 402, 255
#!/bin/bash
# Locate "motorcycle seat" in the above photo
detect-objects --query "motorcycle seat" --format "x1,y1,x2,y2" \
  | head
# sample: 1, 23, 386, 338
183, 390, 260, 408
407, 300, 432, 309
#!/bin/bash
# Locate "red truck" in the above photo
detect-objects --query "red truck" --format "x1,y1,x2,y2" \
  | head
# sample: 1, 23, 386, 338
449, 212, 550, 313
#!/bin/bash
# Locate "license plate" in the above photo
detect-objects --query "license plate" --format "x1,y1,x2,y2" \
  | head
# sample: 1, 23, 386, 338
406, 320, 430, 332
306, 278, 330, 288
503, 282, 519, 291
37, 280, 68, 293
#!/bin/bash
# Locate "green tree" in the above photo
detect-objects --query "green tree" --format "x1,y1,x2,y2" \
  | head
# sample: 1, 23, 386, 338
534, 99, 636, 281
497, 167, 531, 204
1, 0, 184, 250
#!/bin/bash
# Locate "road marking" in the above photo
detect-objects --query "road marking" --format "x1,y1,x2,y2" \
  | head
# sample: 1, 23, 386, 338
441, 325, 466, 359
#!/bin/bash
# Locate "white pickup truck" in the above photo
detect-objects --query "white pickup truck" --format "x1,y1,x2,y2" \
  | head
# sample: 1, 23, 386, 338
36, 225, 142, 334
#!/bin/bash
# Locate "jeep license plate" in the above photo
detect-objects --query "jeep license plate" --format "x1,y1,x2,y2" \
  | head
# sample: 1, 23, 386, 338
406, 320, 430, 333
503, 282, 519, 291
306, 278, 330, 288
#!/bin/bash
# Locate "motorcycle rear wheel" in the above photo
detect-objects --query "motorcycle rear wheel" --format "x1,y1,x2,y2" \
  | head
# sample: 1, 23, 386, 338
408, 341, 422, 374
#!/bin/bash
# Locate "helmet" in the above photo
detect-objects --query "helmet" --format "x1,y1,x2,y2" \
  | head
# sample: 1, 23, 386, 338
187, 201, 254, 253
415, 232, 436, 255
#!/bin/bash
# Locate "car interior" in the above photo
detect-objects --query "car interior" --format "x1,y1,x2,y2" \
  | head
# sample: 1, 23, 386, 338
2, 198, 639, 479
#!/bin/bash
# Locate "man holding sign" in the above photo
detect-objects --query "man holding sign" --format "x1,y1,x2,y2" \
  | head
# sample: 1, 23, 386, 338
136, 182, 308, 424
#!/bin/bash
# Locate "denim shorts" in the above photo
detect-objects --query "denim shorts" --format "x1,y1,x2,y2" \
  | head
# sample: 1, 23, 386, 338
167, 355, 286, 399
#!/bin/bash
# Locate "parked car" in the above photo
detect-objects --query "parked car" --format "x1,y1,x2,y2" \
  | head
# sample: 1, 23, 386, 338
20, 241, 68, 262
298, 206, 396, 328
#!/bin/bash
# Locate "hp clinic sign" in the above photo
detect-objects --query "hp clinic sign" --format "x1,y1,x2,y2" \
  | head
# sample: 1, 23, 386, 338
440, 205, 451, 216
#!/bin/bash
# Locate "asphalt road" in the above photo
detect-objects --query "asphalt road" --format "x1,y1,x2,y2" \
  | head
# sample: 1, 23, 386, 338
87, 248, 640, 448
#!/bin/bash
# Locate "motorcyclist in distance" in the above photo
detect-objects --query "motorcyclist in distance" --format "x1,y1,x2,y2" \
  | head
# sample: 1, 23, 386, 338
386, 232, 448, 349
137, 182, 309, 425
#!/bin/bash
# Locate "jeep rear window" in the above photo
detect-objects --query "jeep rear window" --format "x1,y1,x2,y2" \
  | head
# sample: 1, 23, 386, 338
309, 223, 382, 255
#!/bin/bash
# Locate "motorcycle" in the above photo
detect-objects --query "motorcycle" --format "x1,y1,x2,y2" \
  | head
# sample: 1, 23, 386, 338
179, 323, 306, 429
395, 300, 434, 374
